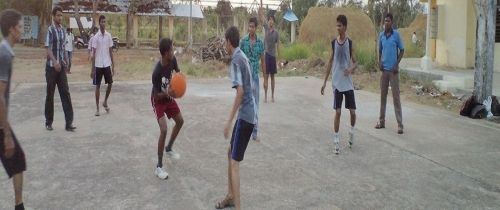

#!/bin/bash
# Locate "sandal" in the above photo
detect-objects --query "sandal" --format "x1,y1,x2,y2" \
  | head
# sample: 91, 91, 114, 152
215, 196, 234, 209
103, 103, 110, 113
398, 126, 404, 134
374, 121, 385, 129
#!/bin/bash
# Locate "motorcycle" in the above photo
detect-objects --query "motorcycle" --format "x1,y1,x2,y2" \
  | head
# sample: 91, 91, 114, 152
112, 37, 119, 52
75, 36, 89, 50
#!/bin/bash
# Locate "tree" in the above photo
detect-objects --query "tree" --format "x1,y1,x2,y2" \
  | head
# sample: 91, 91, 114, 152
126, 0, 139, 49
293, 0, 318, 22
473, 0, 496, 103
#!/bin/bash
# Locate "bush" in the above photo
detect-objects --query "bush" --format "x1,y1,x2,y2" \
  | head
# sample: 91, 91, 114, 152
355, 41, 377, 72
279, 43, 311, 61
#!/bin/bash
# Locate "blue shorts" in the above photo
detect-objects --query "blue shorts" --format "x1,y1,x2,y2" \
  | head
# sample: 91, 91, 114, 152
230, 119, 254, 162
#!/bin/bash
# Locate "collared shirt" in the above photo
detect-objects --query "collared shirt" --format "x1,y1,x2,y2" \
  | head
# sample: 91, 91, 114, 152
45, 23, 67, 67
65, 32, 74, 52
379, 29, 404, 71
0, 39, 15, 114
92, 30, 113, 68
229, 47, 256, 124
239, 34, 264, 79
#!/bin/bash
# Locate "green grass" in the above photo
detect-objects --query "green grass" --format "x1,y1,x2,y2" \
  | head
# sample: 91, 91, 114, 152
404, 42, 425, 58
279, 43, 311, 61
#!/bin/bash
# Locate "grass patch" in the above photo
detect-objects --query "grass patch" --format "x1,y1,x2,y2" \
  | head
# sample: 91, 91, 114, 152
279, 43, 311, 61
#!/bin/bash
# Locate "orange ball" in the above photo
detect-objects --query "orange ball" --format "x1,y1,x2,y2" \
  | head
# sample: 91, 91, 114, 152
169, 72, 187, 98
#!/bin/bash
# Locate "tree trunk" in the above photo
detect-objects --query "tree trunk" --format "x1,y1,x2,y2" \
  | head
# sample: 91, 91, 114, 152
473, 0, 496, 103
92, 0, 102, 29
74, 0, 84, 37
126, 14, 132, 49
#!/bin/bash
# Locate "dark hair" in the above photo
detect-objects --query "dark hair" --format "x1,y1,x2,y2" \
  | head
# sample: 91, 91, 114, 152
268, 15, 275, 22
249, 17, 258, 27
159, 38, 173, 56
99, 15, 106, 23
225, 26, 240, 48
52, 6, 63, 16
385, 13, 393, 21
0, 9, 22, 37
92, 27, 98, 32
336, 15, 347, 27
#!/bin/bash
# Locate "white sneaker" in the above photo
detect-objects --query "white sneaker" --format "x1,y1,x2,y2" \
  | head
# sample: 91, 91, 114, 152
334, 134, 340, 155
165, 150, 181, 159
155, 167, 169, 179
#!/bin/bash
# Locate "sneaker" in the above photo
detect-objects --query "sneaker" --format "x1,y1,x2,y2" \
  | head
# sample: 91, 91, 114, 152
165, 149, 180, 159
349, 131, 354, 148
155, 167, 169, 179
45, 124, 53, 131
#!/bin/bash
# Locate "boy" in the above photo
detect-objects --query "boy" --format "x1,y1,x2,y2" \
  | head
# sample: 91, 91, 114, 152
91, 15, 114, 116
216, 26, 256, 210
0, 9, 27, 210
321, 15, 358, 155
239, 17, 265, 141
151, 38, 184, 179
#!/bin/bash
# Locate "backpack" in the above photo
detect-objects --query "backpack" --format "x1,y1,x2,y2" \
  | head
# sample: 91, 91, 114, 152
332, 37, 353, 59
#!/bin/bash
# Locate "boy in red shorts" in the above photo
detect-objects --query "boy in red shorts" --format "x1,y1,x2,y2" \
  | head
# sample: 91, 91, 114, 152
151, 38, 184, 179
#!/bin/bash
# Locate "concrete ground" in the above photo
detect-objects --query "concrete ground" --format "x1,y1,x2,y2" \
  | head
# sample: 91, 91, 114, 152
0, 77, 499, 210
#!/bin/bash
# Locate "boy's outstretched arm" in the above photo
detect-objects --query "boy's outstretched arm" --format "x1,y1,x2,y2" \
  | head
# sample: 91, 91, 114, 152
224, 86, 243, 139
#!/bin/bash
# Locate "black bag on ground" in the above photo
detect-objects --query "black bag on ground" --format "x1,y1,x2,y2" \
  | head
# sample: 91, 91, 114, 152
492, 96, 500, 116
470, 104, 487, 119
460, 96, 480, 116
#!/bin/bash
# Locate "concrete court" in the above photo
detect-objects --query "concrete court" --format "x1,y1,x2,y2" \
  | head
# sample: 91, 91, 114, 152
0, 77, 499, 210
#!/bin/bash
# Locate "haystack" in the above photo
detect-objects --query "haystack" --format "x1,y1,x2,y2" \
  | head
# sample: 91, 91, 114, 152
399, 14, 427, 46
298, 7, 376, 46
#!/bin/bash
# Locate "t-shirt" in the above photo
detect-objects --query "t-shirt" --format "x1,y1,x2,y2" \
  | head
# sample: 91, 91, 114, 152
151, 57, 180, 103
263, 22, 279, 57
65, 32, 74, 52
230, 47, 256, 124
0, 39, 14, 115
379, 29, 404, 71
331, 37, 354, 92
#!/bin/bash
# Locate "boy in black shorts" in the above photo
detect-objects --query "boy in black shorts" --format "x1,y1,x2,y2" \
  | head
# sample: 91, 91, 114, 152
216, 26, 256, 210
321, 15, 358, 155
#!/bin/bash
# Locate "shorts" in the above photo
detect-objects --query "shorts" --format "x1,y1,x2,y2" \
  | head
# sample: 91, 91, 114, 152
93, 66, 113, 85
151, 97, 181, 120
0, 130, 26, 178
333, 89, 356, 110
230, 119, 254, 162
265, 53, 277, 75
